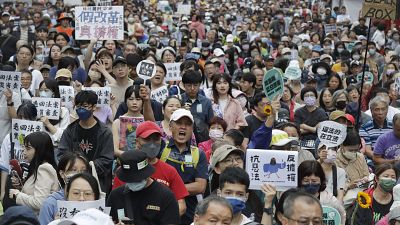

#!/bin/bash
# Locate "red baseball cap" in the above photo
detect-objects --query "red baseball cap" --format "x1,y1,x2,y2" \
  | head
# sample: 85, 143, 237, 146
345, 114, 355, 126
136, 121, 162, 138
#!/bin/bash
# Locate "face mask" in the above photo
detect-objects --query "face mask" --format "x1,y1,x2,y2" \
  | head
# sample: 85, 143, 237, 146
323, 46, 331, 52
284, 54, 291, 60
379, 177, 397, 192
36, 54, 45, 61
76, 107, 92, 121
302, 183, 320, 194
126, 180, 147, 192
20, 20, 28, 27
261, 38, 268, 44
302, 43, 310, 48
324, 149, 337, 164
387, 69, 396, 75
58, 81, 71, 86
1, 29, 9, 35
368, 49, 376, 55
128, 18, 135, 23
209, 129, 223, 139
335, 100, 346, 110
317, 68, 327, 75
225, 196, 246, 214
234, 55, 238, 60
394, 35, 400, 41
88, 71, 101, 81
337, 48, 344, 53
251, 51, 259, 58
39, 90, 53, 98
353, 54, 360, 60
242, 44, 249, 51
342, 151, 357, 161
304, 96, 316, 106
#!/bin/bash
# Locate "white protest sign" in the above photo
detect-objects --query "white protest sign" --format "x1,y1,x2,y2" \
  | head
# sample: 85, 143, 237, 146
177, 3, 191, 15
157, 1, 170, 12
136, 60, 156, 81
12, 119, 44, 145
0, 71, 21, 93
57, 199, 110, 219
324, 24, 337, 34
83, 87, 111, 107
96, 0, 112, 6
32, 97, 61, 120
59, 86, 75, 109
323, 206, 341, 225
317, 121, 347, 147
284, 67, 302, 80
75, 6, 124, 40
151, 86, 168, 103
64, 0, 83, 6
246, 149, 298, 191
164, 63, 182, 82
356, 71, 373, 84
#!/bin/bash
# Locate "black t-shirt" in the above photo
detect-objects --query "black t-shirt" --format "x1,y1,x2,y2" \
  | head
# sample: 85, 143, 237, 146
243, 115, 263, 139
294, 106, 328, 140
107, 181, 180, 225
77, 122, 100, 161
372, 197, 393, 223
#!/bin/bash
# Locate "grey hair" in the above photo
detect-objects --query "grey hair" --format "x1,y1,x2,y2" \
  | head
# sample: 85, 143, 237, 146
332, 89, 349, 104
195, 196, 233, 217
393, 113, 400, 124
369, 96, 389, 110
283, 191, 322, 218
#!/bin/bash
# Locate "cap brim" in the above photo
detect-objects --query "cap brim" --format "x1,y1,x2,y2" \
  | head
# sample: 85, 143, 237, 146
272, 139, 296, 147
211, 149, 244, 168
170, 115, 194, 123
8, 221, 37, 225
138, 129, 161, 139
117, 164, 155, 183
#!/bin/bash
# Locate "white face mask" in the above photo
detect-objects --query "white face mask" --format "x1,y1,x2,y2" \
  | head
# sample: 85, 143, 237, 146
209, 129, 223, 139
88, 70, 101, 81
39, 90, 53, 98
317, 68, 327, 75
126, 180, 147, 192
343, 151, 357, 161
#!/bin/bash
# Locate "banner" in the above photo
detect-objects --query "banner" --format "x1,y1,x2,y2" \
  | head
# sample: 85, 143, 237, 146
12, 119, 44, 145
246, 149, 298, 191
57, 199, 110, 219
362, 0, 397, 20
177, 3, 191, 15
83, 87, 111, 107
136, 60, 156, 81
32, 97, 61, 120
0, 71, 21, 93
59, 86, 75, 109
96, 0, 112, 6
119, 116, 145, 151
322, 206, 341, 225
317, 121, 347, 147
151, 86, 168, 104
164, 63, 182, 82
75, 6, 124, 40
263, 68, 284, 100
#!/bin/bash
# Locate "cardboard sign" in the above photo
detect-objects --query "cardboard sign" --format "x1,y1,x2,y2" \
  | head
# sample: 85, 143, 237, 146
12, 119, 44, 145
96, 0, 112, 6
246, 149, 298, 191
263, 68, 284, 100
83, 87, 111, 107
136, 60, 156, 81
362, 0, 396, 20
75, 6, 124, 40
177, 3, 191, 15
164, 63, 182, 82
119, 116, 145, 151
356, 71, 373, 83
57, 199, 110, 219
32, 97, 61, 120
317, 121, 347, 147
284, 66, 302, 80
151, 86, 168, 103
324, 24, 337, 34
0, 71, 21, 93
323, 206, 341, 225
59, 86, 75, 109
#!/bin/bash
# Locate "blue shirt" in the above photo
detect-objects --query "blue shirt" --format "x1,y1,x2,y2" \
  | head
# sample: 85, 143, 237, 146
38, 189, 65, 225
359, 119, 393, 148
180, 93, 214, 125
248, 123, 272, 149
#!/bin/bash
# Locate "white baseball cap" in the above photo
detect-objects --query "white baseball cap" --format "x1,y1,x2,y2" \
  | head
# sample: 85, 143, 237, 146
226, 34, 234, 43
213, 48, 225, 57
170, 109, 194, 123
57, 209, 113, 225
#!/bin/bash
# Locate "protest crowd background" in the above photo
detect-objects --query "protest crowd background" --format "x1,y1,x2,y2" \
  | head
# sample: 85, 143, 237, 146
2, 0, 400, 225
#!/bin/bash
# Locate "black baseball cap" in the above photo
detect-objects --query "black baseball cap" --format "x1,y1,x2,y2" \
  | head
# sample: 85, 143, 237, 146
117, 151, 155, 182
112, 56, 127, 67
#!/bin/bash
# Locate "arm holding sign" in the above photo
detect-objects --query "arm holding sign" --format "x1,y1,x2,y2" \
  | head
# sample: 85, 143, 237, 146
4, 88, 17, 119
140, 84, 156, 122
260, 184, 277, 225
84, 39, 97, 70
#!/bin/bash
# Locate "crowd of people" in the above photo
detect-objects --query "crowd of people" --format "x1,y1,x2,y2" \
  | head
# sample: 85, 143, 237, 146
1, 0, 400, 225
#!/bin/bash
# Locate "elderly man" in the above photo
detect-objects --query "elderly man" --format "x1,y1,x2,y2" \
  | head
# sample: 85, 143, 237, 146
365, 88, 400, 121
360, 96, 393, 160
374, 113, 400, 166
160, 108, 208, 224
193, 196, 233, 225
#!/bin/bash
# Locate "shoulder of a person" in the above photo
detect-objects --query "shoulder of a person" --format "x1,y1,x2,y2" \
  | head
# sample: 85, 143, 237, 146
38, 163, 56, 173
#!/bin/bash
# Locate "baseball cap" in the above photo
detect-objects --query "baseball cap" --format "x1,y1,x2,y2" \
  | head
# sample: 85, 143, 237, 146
57, 209, 113, 225
126, 53, 142, 67
191, 47, 201, 54
136, 121, 162, 139
112, 56, 127, 67
40, 64, 51, 71
312, 45, 322, 52
61, 45, 74, 54
55, 68, 72, 79
281, 36, 290, 42
117, 150, 155, 182
281, 48, 291, 55
170, 108, 194, 123
1, 206, 40, 225
345, 114, 355, 126
350, 60, 361, 67
270, 130, 298, 146
2, 12, 10, 17
329, 110, 346, 121
210, 144, 244, 168
226, 34, 234, 43
213, 48, 225, 57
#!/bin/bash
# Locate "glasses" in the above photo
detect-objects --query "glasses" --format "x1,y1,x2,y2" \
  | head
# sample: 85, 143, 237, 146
287, 216, 324, 225
70, 190, 94, 199
222, 156, 243, 164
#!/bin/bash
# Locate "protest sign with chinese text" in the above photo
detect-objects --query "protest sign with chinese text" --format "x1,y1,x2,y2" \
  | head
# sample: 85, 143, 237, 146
59, 86, 75, 109
324, 24, 337, 34
83, 87, 111, 107
322, 206, 341, 225
136, 60, 156, 81
119, 117, 145, 151
57, 199, 110, 219
164, 63, 182, 82
96, 0, 112, 6
12, 119, 44, 145
151, 86, 168, 104
263, 68, 284, 100
246, 149, 298, 191
284, 60, 302, 80
317, 121, 347, 147
75, 6, 124, 40
0, 71, 21, 93
32, 97, 61, 120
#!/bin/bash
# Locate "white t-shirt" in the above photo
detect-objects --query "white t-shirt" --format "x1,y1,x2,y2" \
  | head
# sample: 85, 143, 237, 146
325, 166, 346, 195
0, 91, 22, 146
28, 67, 44, 95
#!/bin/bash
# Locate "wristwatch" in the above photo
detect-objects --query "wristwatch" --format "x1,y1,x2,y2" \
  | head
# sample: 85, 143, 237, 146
7, 102, 14, 106
263, 207, 274, 215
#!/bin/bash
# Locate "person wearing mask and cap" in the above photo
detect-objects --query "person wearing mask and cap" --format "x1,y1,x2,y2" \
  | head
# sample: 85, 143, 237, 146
55, 13, 74, 37
55, 68, 73, 87
107, 150, 180, 224
111, 121, 189, 216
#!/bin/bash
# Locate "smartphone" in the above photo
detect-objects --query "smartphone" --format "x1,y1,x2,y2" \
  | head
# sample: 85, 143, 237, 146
121, 219, 135, 224
11, 170, 22, 187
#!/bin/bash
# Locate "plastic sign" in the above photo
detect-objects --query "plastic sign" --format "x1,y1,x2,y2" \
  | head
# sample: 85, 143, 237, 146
263, 68, 284, 100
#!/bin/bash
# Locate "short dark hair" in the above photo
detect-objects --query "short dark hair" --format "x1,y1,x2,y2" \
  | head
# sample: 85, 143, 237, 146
224, 129, 244, 147
182, 69, 202, 84
219, 167, 250, 192
298, 160, 326, 192
342, 129, 361, 146
241, 72, 256, 88
180, 60, 200, 72
210, 117, 228, 132
300, 86, 318, 101
54, 32, 70, 43
124, 85, 141, 104
57, 152, 90, 188
66, 173, 101, 200
58, 56, 78, 70
195, 196, 233, 217
156, 61, 167, 75
251, 92, 267, 109
371, 87, 389, 98
17, 101, 37, 120
74, 90, 98, 106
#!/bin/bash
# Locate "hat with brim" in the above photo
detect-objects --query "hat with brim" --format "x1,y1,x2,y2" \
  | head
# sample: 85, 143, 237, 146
117, 150, 155, 182
61, 45, 74, 54
312, 61, 331, 74
57, 13, 73, 22
112, 56, 127, 67
210, 145, 244, 168
329, 110, 346, 121
271, 130, 298, 147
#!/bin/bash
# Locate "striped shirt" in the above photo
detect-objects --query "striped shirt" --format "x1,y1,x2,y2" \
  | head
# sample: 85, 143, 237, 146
359, 119, 393, 148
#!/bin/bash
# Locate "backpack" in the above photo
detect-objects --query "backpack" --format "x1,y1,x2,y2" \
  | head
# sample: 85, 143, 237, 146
160, 142, 199, 172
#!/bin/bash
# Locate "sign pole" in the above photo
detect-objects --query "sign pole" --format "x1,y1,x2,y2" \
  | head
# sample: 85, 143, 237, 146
356, 18, 372, 128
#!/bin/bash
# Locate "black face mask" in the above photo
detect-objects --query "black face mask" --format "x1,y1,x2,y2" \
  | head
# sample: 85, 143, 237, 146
57, 81, 71, 86
335, 100, 347, 110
